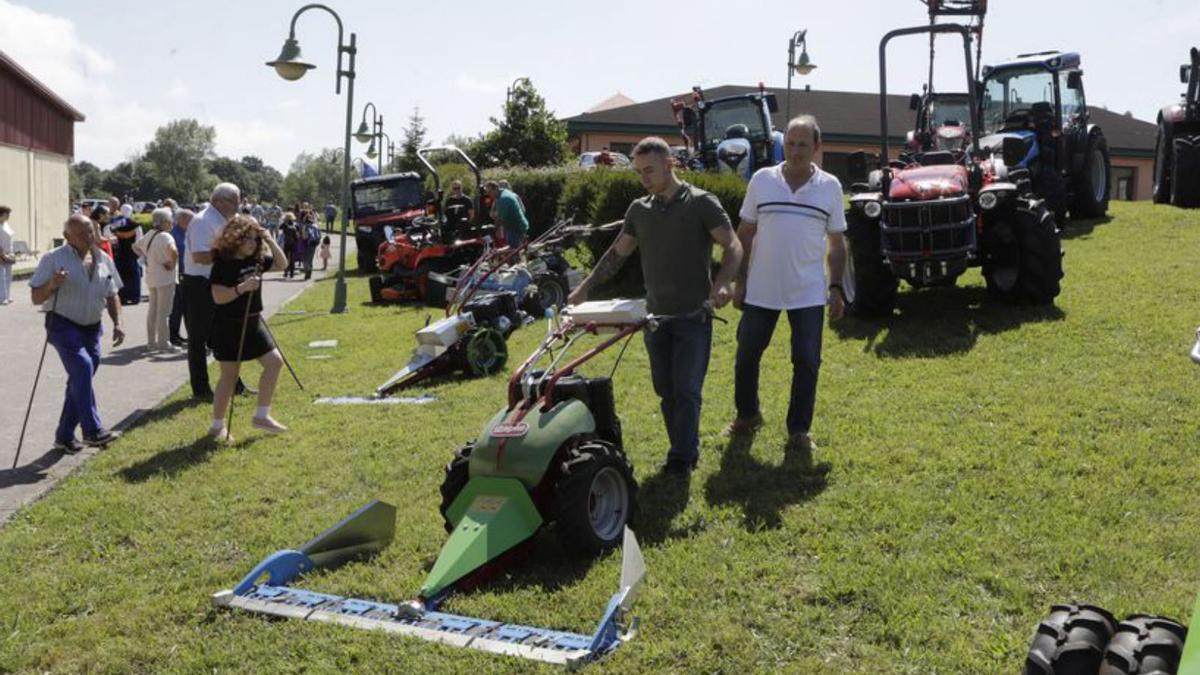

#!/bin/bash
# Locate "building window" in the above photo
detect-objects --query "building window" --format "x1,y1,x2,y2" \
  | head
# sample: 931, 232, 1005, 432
1111, 165, 1135, 201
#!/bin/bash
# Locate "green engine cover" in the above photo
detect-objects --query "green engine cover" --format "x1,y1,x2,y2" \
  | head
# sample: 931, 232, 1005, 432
469, 400, 596, 488
1179, 590, 1200, 673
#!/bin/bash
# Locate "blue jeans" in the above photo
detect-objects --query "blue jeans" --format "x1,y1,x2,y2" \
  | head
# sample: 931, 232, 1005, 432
734, 304, 824, 435
643, 314, 713, 466
47, 314, 104, 443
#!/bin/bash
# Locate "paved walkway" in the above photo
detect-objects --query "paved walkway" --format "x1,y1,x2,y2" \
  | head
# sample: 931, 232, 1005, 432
0, 237, 352, 524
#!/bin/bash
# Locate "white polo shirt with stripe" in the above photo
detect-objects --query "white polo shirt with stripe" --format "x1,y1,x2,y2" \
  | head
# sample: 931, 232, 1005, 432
739, 163, 847, 310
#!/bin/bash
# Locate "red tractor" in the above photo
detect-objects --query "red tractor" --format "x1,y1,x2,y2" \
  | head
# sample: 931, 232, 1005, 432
369, 146, 494, 304
845, 21, 1062, 316
350, 172, 426, 274
1153, 47, 1200, 208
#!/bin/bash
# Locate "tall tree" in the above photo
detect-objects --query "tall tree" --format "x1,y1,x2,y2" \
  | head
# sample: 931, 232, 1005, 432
142, 119, 217, 202
280, 148, 343, 209
396, 106, 428, 173
69, 160, 105, 200
474, 78, 570, 168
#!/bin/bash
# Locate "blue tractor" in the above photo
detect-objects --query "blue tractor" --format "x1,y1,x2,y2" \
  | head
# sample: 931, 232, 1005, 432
671, 85, 784, 180
977, 51, 1112, 221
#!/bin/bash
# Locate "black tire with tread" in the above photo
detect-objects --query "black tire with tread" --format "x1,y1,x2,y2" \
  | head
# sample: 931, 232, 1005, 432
551, 439, 637, 556
1170, 134, 1200, 208
1153, 120, 1173, 204
1099, 614, 1187, 675
533, 273, 568, 310
1070, 133, 1111, 219
985, 200, 1062, 304
1023, 603, 1117, 675
438, 443, 474, 533
844, 208, 897, 317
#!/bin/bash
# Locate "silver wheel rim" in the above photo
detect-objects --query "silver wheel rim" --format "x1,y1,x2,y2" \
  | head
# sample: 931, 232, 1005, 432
468, 333, 502, 372
538, 279, 564, 308
588, 466, 629, 542
1090, 149, 1107, 202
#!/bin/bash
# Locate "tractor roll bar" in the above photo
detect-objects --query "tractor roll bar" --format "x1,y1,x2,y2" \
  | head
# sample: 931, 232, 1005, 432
878, 23, 980, 171
1187, 47, 1200, 114
416, 145, 483, 219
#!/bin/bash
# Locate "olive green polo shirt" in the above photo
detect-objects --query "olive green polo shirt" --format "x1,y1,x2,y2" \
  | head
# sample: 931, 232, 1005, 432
621, 182, 733, 315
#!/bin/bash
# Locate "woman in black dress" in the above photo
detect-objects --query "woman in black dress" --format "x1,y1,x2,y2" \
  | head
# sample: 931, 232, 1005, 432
208, 215, 289, 442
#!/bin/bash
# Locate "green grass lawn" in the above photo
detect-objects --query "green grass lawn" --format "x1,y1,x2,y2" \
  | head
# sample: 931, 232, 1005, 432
3, 201, 1200, 673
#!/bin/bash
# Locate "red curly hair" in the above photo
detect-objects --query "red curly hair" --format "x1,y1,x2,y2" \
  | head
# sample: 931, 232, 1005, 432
211, 214, 265, 262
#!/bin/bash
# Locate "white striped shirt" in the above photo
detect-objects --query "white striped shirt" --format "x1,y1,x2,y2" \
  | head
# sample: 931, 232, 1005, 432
29, 245, 122, 325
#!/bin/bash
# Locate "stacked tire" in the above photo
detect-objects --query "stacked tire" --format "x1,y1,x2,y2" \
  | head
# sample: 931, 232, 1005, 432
1023, 604, 1187, 675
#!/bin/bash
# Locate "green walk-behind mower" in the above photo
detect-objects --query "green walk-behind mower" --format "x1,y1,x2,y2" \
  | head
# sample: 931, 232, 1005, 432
213, 299, 659, 666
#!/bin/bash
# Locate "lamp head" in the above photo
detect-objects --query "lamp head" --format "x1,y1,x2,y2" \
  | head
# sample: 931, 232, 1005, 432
366, 139, 378, 159
266, 38, 315, 81
354, 120, 373, 143
794, 51, 817, 76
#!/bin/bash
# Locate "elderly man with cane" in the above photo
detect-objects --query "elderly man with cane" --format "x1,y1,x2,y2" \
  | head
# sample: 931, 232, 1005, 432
24, 214, 124, 457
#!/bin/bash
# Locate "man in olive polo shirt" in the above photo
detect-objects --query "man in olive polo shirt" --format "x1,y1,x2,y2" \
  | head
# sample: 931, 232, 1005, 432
569, 136, 743, 476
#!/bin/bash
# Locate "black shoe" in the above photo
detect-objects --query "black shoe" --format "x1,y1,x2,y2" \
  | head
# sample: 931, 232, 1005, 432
235, 380, 257, 396
170, 336, 188, 346
659, 457, 695, 478
53, 438, 84, 454
83, 428, 121, 447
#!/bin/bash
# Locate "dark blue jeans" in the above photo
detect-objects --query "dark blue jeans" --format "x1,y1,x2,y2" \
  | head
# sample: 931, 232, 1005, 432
47, 314, 104, 443
643, 314, 712, 466
734, 304, 824, 435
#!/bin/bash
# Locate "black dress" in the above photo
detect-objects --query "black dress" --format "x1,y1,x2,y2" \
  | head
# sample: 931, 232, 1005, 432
210, 253, 275, 362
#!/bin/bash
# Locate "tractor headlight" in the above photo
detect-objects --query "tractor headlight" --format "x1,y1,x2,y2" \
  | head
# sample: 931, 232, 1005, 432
978, 191, 1000, 210
863, 200, 883, 219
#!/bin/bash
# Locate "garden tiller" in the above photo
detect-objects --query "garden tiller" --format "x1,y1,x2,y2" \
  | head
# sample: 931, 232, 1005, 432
215, 299, 663, 666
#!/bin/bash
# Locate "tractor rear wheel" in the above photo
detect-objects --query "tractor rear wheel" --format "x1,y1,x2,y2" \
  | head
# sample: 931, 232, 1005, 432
1170, 134, 1200, 208
844, 208, 897, 317
1153, 121, 1173, 204
1070, 133, 1111, 219
462, 327, 508, 377
438, 443, 475, 533
552, 439, 637, 556
1023, 604, 1117, 675
1100, 615, 1186, 675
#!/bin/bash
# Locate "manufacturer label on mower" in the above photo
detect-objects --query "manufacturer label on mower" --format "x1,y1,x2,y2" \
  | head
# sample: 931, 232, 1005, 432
469, 495, 508, 513
491, 422, 529, 438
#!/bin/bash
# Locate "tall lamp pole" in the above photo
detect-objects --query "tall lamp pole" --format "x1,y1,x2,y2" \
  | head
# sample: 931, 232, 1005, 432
355, 102, 385, 172
267, 3, 357, 314
786, 29, 817, 123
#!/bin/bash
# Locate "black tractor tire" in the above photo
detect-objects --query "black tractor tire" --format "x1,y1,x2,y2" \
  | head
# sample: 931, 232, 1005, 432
985, 200, 1062, 304
438, 443, 474, 533
1023, 604, 1117, 675
368, 275, 384, 304
461, 327, 508, 377
1153, 121, 1173, 204
533, 273, 568, 310
551, 439, 638, 556
844, 208, 897, 317
1070, 132, 1111, 219
1099, 615, 1187, 675
1170, 135, 1200, 208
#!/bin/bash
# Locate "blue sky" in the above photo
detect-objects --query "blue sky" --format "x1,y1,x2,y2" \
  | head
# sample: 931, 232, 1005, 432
4, 0, 1196, 170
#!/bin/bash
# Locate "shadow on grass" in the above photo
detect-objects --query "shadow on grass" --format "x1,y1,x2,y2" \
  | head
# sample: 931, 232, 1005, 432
833, 285, 1065, 358
110, 396, 208, 432
633, 469, 694, 545
704, 435, 828, 531
1059, 215, 1112, 240
117, 433, 261, 483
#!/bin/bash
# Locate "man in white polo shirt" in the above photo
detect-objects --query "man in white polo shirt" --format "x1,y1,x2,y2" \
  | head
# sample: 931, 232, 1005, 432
725, 115, 846, 471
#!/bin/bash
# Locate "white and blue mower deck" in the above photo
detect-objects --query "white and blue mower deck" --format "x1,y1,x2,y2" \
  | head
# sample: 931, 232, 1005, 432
211, 501, 646, 667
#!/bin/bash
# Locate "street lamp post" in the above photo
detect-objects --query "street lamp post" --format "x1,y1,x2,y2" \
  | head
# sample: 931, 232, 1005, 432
355, 102, 385, 172
267, 3, 357, 314
377, 131, 394, 172
505, 76, 531, 108
786, 29, 817, 123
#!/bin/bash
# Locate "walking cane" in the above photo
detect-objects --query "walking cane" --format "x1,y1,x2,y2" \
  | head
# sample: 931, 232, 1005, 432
13, 287, 60, 469
259, 316, 304, 391
226, 275, 256, 434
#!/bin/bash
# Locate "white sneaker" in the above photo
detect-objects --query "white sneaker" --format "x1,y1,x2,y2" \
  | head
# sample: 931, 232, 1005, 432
208, 426, 234, 443
252, 416, 288, 434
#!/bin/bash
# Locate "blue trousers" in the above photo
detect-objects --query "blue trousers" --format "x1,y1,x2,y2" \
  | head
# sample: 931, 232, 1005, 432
734, 304, 824, 435
643, 314, 712, 466
47, 314, 104, 443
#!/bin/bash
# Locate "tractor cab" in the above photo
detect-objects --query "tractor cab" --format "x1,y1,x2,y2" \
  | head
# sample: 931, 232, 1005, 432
350, 172, 425, 273
673, 86, 784, 179
978, 51, 1110, 218
907, 91, 974, 156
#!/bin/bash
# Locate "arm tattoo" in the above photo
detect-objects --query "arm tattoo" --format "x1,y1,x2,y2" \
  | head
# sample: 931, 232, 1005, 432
585, 246, 630, 289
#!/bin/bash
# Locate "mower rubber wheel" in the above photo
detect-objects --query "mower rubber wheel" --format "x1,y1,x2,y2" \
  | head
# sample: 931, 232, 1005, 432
1100, 614, 1187, 675
552, 439, 637, 556
844, 207, 897, 317
1023, 603, 1117, 675
534, 273, 568, 310
438, 443, 474, 533
1152, 121, 1173, 204
462, 327, 508, 377
1170, 134, 1200, 208
520, 287, 546, 319
1069, 133, 1111, 219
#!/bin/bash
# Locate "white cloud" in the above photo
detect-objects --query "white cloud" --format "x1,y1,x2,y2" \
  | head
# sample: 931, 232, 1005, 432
454, 72, 522, 95
210, 117, 295, 157
166, 80, 189, 101
277, 98, 301, 110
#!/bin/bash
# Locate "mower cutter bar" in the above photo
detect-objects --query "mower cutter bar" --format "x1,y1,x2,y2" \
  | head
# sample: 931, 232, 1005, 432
212, 584, 601, 665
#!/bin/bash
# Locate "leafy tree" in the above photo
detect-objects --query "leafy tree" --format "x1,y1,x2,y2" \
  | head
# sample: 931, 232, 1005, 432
280, 148, 343, 209
208, 156, 248, 192
474, 78, 570, 168
101, 161, 139, 200
141, 119, 217, 202
69, 161, 106, 200
396, 106, 428, 173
